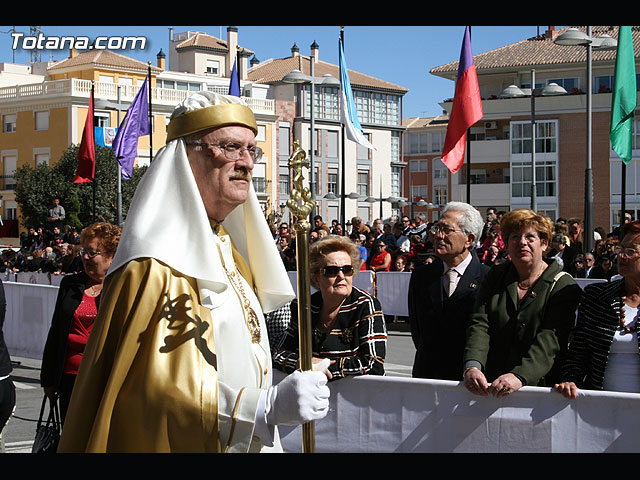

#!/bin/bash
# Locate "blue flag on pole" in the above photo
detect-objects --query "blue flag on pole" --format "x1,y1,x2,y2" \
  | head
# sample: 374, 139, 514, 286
112, 74, 150, 179
229, 59, 240, 96
339, 36, 375, 150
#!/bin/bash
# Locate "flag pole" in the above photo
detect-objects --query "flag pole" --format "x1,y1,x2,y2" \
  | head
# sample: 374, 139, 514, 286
91, 83, 96, 220
465, 27, 472, 204
340, 27, 346, 235
116, 85, 123, 226
147, 64, 153, 164
466, 129, 471, 202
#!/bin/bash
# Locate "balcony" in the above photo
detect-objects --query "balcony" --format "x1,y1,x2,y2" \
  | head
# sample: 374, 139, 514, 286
0, 78, 275, 114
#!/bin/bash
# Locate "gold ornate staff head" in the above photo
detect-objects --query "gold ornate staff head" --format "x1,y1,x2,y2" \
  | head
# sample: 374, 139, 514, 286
287, 140, 316, 231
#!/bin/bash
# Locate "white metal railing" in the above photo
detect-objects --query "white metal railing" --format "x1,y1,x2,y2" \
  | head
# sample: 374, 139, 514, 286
0, 78, 275, 114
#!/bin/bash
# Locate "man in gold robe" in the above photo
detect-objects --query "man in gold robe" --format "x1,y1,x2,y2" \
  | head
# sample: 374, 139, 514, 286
58, 92, 330, 453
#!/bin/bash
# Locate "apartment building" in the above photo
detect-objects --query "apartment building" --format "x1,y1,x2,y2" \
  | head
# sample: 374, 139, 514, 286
0, 26, 276, 234
248, 41, 408, 227
418, 26, 639, 232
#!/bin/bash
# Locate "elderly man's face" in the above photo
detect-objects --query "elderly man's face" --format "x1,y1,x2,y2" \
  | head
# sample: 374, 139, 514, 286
187, 126, 256, 221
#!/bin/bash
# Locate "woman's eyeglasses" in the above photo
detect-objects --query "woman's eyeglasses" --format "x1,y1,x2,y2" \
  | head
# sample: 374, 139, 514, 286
615, 246, 640, 259
322, 265, 354, 277
80, 249, 104, 258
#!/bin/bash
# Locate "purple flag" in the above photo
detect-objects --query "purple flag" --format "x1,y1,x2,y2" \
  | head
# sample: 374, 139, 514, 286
112, 74, 150, 179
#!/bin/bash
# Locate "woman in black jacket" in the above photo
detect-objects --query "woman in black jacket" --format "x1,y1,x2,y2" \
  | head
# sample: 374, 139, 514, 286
0, 279, 15, 437
556, 220, 640, 398
40, 222, 121, 423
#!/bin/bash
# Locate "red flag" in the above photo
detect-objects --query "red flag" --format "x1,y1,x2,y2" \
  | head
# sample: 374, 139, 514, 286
74, 86, 96, 183
441, 27, 483, 174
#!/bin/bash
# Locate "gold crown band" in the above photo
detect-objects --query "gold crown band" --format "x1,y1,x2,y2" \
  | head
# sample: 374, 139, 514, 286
166, 103, 258, 142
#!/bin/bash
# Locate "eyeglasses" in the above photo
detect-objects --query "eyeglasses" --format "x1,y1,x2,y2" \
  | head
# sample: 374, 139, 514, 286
80, 249, 104, 258
508, 232, 540, 243
429, 224, 463, 237
614, 246, 640, 259
322, 265, 354, 277
189, 142, 263, 163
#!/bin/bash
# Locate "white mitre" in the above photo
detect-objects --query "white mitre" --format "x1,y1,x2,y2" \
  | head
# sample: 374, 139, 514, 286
107, 91, 295, 313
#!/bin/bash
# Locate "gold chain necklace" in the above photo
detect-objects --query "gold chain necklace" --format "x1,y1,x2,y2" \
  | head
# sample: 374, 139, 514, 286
216, 244, 261, 344
517, 263, 545, 290
619, 296, 639, 333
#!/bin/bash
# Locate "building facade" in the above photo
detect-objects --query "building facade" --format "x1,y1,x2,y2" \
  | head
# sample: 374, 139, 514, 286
248, 41, 408, 228
0, 27, 277, 235
427, 26, 640, 232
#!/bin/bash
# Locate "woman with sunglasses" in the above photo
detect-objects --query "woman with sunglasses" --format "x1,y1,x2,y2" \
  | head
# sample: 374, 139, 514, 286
463, 209, 581, 397
555, 220, 640, 398
40, 222, 121, 423
273, 235, 387, 380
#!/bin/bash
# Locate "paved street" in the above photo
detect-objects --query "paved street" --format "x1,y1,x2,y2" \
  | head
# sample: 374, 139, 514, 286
0, 319, 415, 453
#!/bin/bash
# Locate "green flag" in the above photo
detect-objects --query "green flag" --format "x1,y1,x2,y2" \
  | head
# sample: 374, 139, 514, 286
610, 26, 637, 164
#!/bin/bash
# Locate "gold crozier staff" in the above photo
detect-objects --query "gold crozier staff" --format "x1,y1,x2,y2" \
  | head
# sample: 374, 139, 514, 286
287, 140, 316, 452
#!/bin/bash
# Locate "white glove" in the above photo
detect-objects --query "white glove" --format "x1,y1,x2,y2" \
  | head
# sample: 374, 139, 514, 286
265, 359, 331, 426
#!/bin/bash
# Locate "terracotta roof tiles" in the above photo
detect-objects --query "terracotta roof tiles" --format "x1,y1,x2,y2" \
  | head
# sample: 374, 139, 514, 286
430, 26, 639, 79
248, 54, 408, 94
47, 49, 161, 73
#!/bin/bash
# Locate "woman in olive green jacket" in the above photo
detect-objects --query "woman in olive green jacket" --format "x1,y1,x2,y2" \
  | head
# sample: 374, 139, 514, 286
463, 209, 582, 397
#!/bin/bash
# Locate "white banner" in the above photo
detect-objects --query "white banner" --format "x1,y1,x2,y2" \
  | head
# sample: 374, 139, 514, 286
276, 373, 640, 453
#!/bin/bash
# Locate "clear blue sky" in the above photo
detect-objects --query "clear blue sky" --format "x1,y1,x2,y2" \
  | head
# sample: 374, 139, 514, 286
1, 25, 564, 118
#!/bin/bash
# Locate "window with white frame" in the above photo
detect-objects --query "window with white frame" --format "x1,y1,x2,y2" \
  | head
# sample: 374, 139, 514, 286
511, 120, 557, 155
391, 131, 400, 163
633, 117, 640, 150
34, 111, 49, 130
409, 159, 428, 172
327, 167, 338, 194
3, 114, 16, 133
412, 185, 428, 200
304, 87, 339, 121
256, 125, 266, 142
511, 159, 557, 198
3, 200, 17, 220
352, 90, 401, 126
430, 132, 445, 152
206, 59, 220, 75
391, 166, 402, 198
357, 169, 370, 196
327, 131, 338, 158
35, 151, 50, 167
279, 165, 290, 195
2, 154, 17, 190
408, 133, 428, 154
434, 185, 447, 205
279, 123, 290, 157
95, 112, 110, 128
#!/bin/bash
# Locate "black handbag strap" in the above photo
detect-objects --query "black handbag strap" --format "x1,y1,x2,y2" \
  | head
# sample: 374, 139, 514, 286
37, 395, 61, 431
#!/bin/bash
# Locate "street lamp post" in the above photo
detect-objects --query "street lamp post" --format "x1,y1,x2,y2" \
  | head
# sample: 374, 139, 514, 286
283, 46, 340, 223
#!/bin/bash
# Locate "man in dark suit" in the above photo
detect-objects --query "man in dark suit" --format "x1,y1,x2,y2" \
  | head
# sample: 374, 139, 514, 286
408, 202, 490, 381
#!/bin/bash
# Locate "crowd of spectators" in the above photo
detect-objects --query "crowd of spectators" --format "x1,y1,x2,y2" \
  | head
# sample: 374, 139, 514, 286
272, 208, 631, 282
1, 224, 83, 276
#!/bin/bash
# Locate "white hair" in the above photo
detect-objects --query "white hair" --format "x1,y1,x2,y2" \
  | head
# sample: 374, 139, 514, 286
170, 91, 246, 120
441, 201, 484, 247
